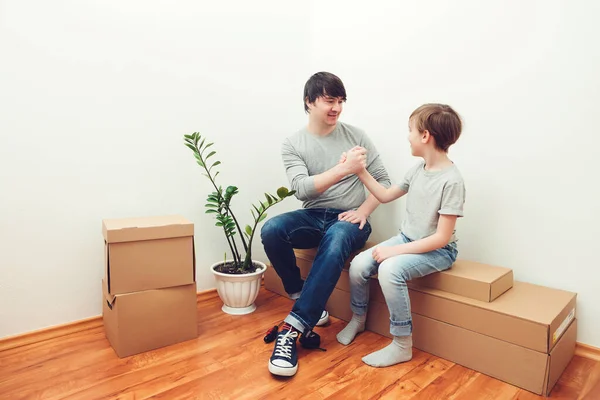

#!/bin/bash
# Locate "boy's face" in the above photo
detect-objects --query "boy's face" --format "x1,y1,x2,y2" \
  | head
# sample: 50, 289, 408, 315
307, 95, 344, 127
408, 119, 424, 156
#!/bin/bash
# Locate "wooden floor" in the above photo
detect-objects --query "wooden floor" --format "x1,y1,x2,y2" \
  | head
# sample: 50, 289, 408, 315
1, 288, 599, 400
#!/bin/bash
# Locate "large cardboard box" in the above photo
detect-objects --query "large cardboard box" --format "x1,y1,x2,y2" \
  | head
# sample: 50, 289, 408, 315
102, 215, 196, 295
411, 312, 577, 396
411, 259, 513, 302
367, 280, 576, 353
102, 280, 198, 358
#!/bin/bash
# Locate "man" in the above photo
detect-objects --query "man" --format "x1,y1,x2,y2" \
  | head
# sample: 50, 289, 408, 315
260, 71, 391, 376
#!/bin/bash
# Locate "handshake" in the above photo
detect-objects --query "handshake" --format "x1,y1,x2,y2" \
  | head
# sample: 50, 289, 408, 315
338, 146, 368, 175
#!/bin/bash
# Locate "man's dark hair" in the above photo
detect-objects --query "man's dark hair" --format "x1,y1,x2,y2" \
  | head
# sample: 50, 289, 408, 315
303, 72, 347, 113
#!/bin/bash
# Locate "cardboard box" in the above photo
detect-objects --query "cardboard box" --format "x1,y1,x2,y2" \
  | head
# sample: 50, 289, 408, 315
411, 313, 577, 396
363, 299, 576, 396
102, 280, 198, 358
102, 215, 196, 295
411, 259, 513, 302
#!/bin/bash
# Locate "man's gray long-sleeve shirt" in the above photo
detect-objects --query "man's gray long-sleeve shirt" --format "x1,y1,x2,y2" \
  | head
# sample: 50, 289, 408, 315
282, 122, 391, 211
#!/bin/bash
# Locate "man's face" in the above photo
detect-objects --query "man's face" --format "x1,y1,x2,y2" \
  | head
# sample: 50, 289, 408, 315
307, 95, 344, 127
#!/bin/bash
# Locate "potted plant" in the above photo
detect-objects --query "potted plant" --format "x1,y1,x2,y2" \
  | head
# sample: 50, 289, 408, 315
184, 132, 295, 315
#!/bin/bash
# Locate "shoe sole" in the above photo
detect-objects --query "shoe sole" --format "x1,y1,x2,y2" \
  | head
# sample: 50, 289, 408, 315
315, 312, 329, 326
268, 361, 298, 376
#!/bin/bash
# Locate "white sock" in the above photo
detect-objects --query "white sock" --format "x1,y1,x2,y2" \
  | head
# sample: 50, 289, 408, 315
362, 335, 412, 367
336, 313, 366, 345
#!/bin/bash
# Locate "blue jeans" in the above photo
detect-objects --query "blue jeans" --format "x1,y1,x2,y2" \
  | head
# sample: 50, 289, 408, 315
349, 232, 458, 336
260, 208, 372, 333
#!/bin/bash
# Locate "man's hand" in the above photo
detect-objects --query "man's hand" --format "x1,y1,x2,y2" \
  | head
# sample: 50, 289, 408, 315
372, 245, 403, 263
341, 146, 367, 174
338, 152, 347, 164
338, 209, 368, 229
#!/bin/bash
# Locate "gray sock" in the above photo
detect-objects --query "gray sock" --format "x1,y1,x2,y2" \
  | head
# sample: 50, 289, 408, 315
336, 313, 366, 345
362, 335, 413, 367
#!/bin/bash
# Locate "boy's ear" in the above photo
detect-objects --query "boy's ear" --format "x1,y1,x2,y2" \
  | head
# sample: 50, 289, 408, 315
421, 130, 431, 143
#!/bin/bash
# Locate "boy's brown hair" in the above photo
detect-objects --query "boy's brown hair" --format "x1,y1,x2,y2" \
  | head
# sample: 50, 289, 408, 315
410, 103, 462, 152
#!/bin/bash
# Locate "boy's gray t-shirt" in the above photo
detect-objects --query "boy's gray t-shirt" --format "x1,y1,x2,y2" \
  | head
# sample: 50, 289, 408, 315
399, 160, 466, 244
282, 122, 391, 211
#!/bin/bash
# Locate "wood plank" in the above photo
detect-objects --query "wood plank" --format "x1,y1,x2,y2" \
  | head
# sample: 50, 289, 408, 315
0, 287, 597, 400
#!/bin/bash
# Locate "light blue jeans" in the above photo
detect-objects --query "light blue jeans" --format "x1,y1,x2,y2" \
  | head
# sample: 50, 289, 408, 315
349, 232, 458, 336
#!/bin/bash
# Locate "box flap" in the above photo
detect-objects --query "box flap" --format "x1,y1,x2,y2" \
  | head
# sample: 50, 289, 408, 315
102, 279, 116, 306
409, 281, 576, 326
102, 215, 194, 243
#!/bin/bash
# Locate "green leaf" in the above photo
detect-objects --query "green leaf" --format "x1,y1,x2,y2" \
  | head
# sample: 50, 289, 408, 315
265, 193, 273, 205
245, 225, 252, 236
215, 222, 223, 226
211, 161, 221, 168
205, 209, 218, 214
197, 160, 205, 168
206, 151, 216, 160
276, 187, 289, 198
184, 134, 193, 140
253, 205, 261, 216
184, 143, 196, 152
199, 137, 206, 149
205, 203, 218, 208
258, 213, 267, 222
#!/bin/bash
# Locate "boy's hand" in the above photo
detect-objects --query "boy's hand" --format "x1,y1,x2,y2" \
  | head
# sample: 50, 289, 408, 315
371, 245, 400, 263
343, 146, 367, 174
338, 210, 368, 229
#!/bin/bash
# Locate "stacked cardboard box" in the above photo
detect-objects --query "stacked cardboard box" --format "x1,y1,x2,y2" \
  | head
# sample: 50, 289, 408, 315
101, 215, 199, 358
263, 243, 577, 396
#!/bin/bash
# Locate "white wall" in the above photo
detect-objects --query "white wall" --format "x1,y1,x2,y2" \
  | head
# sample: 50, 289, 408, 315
0, 0, 310, 337
309, 0, 600, 347
1, 1, 599, 348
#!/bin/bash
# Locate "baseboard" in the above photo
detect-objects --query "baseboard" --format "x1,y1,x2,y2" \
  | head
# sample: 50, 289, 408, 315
0, 288, 218, 353
576, 342, 600, 362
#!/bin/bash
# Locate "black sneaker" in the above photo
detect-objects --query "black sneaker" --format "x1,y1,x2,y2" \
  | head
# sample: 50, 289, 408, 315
268, 329, 299, 376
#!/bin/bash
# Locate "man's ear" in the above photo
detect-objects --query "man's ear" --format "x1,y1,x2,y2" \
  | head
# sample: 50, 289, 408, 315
305, 97, 313, 111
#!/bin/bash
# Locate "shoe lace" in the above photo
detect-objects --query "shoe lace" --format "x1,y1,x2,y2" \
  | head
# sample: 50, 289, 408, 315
273, 330, 298, 359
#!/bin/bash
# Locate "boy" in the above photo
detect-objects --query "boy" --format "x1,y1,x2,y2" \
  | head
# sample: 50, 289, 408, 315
336, 103, 465, 368
260, 72, 391, 376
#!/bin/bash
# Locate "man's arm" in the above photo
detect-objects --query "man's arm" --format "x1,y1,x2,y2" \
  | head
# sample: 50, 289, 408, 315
282, 140, 364, 201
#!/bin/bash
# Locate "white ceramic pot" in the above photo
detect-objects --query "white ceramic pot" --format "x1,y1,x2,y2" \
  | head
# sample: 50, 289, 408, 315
211, 260, 266, 315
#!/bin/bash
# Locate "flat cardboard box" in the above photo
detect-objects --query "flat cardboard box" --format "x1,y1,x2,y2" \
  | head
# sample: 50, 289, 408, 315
102, 215, 196, 295
293, 245, 513, 303
411, 259, 513, 302
102, 280, 198, 358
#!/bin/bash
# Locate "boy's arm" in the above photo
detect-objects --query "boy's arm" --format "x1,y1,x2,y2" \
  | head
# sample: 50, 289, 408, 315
371, 180, 465, 262
357, 169, 406, 203
371, 215, 458, 262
